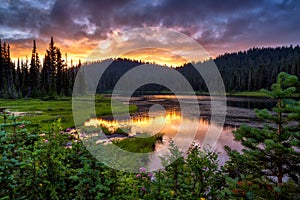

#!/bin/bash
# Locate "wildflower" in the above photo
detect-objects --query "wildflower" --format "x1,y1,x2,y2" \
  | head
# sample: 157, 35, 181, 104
66, 128, 71, 132
39, 183, 43, 187
44, 139, 49, 143
66, 141, 72, 146
147, 173, 153, 178
136, 174, 141, 178
19, 124, 25, 128
170, 190, 175, 196
70, 129, 77, 134
65, 141, 72, 149
141, 187, 146, 191
150, 175, 156, 182
232, 189, 239, 194
139, 167, 146, 173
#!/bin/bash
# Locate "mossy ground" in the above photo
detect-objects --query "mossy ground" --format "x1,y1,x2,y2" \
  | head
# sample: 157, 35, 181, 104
0, 95, 137, 130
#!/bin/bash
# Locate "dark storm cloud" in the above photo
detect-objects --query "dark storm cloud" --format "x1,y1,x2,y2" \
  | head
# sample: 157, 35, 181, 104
1, 0, 300, 56
0, 0, 50, 39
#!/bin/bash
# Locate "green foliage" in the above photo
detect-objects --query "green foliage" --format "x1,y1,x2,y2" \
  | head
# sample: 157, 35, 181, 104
0, 114, 227, 199
112, 133, 162, 153
224, 72, 300, 199
1, 72, 299, 199
145, 142, 224, 200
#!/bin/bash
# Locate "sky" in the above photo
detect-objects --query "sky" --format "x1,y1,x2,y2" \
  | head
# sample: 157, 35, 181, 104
1, 0, 300, 66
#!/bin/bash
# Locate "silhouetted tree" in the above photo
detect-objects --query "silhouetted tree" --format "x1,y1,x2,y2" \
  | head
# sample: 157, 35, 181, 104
21, 58, 29, 97
1, 39, 300, 98
41, 37, 57, 97
55, 48, 64, 95
29, 40, 41, 97
15, 58, 22, 95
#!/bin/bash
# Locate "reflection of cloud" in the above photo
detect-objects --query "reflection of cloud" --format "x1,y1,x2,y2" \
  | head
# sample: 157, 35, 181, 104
83, 107, 237, 163
85, 111, 182, 136
84, 110, 214, 143
2, 0, 300, 63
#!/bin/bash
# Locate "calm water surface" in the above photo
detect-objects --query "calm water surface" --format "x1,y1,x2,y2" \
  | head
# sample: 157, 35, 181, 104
84, 95, 275, 164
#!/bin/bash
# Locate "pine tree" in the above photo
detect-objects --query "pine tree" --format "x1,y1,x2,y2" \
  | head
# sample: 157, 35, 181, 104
3, 44, 17, 98
16, 58, 22, 95
21, 58, 29, 97
225, 72, 300, 197
73, 60, 87, 96
29, 40, 40, 97
62, 55, 70, 96
41, 37, 57, 97
1, 42, 8, 96
0, 39, 4, 95
55, 48, 64, 95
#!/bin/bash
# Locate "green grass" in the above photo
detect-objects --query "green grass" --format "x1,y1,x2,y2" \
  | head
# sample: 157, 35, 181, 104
227, 91, 300, 97
0, 95, 137, 130
112, 133, 163, 153
227, 91, 269, 97
196, 90, 300, 97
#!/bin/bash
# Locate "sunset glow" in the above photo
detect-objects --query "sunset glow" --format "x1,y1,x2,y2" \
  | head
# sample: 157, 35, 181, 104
84, 110, 212, 139
84, 111, 182, 136
121, 48, 189, 67
2, 0, 299, 66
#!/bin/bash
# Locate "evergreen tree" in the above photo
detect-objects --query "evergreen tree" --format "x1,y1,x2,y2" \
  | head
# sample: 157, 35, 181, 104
1, 43, 17, 98
1, 42, 8, 96
21, 58, 29, 97
62, 55, 70, 96
41, 37, 57, 97
73, 60, 87, 96
16, 58, 22, 95
55, 48, 64, 95
0, 39, 4, 95
29, 40, 40, 97
224, 72, 300, 198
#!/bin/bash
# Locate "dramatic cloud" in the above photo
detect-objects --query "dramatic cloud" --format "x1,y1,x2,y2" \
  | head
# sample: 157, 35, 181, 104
1, 0, 299, 64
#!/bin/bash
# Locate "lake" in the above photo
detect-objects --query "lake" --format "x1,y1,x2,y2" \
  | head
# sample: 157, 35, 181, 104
83, 95, 276, 166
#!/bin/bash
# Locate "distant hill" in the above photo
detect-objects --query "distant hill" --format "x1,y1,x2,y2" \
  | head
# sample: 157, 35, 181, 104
89, 45, 300, 93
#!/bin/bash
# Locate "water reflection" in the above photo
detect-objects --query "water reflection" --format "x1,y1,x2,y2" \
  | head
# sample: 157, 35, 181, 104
85, 110, 182, 136
84, 108, 239, 161
83, 95, 260, 165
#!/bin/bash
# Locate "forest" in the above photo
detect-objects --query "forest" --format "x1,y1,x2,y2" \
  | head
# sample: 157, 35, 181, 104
0, 38, 300, 199
0, 72, 299, 199
0, 38, 80, 99
1, 38, 300, 98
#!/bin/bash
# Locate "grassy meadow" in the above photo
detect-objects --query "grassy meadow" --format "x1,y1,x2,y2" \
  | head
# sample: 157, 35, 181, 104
0, 95, 137, 130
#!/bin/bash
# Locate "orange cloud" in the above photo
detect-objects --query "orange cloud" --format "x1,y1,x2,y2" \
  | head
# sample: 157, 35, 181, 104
121, 48, 188, 67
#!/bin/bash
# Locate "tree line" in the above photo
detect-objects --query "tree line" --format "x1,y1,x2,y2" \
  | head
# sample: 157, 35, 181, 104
1, 39, 300, 97
0, 38, 81, 99
94, 46, 300, 93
